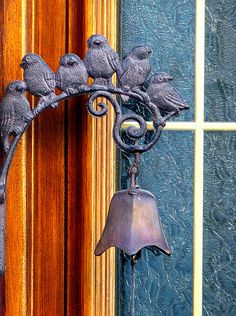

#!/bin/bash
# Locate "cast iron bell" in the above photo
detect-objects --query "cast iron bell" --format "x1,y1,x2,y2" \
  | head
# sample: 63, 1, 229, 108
95, 160, 171, 256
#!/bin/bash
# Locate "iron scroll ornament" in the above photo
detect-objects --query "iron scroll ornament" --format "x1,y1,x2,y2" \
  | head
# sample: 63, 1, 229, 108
0, 34, 189, 273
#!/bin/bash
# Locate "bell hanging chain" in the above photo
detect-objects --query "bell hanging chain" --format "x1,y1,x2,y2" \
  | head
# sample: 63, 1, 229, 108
131, 258, 136, 316
0, 34, 189, 274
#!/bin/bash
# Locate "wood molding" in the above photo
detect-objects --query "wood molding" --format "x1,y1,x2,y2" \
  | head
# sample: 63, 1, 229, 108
67, 0, 117, 315
26, 1, 67, 315
0, 1, 28, 314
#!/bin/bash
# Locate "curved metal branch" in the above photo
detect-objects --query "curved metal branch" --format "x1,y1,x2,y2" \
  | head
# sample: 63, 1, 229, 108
0, 84, 159, 203
114, 115, 163, 154
32, 85, 144, 117
87, 91, 163, 154
0, 122, 29, 203
0, 120, 31, 273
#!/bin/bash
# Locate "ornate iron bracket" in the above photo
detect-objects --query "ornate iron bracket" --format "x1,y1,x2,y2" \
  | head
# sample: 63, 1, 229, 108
0, 34, 189, 274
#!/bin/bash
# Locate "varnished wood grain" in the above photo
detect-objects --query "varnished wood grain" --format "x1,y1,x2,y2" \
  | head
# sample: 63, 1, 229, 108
27, 1, 66, 315
0, 1, 28, 315
83, 1, 117, 315
66, 0, 117, 315
66, 1, 89, 314
0, 276, 5, 315
0, 0, 117, 315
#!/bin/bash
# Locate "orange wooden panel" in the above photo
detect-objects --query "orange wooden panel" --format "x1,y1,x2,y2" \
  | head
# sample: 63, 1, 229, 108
0, 0, 28, 315
66, 1, 117, 315
82, 1, 117, 315
0, 276, 5, 314
66, 1, 89, 314
26, 1, 67, 315
0, 0, 117, 315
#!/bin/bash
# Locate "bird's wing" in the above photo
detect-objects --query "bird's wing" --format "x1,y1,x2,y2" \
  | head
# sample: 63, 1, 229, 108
55, 69, 62, 89
121, 56, 133, 77
44, 69, 56, 91
0, 101, 15, 133
14, 98, 33, 122
107, 48, 123, 76
122, 56, 131, 72
163, 85, 189, 108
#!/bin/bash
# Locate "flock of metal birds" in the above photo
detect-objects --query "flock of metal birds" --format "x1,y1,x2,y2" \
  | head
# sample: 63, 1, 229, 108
0, 34, 189, 154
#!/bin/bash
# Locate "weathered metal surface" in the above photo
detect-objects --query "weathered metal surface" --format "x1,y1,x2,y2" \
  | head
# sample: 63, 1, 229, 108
84, 34, 123, 88
147, 72, 189, 121
0, 81, 33, 154
0, 204, 5, 274
56, 53, 88, 95
20, 53, 58, 109
95, 188, 171, 256
0, 34, 189, 272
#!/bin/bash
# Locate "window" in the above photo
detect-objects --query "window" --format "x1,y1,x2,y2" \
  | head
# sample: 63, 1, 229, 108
116, 0, 236, 315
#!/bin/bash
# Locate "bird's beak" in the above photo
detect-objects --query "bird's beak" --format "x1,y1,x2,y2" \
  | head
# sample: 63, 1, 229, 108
68, 59, 75, 65
59, 59, 65, 66
94, 40, 101, 45
147, 48, 152, 54
16, 85, 24, 92
20, 60, 26, 68
16, 82, 27, 92
167, 75, 173, 80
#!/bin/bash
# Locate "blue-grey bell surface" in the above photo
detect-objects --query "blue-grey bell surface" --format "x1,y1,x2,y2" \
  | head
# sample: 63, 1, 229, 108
95, 188, 171, 256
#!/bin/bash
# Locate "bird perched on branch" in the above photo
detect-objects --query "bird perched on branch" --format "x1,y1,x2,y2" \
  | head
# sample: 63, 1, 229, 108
120, 46, 152, 102
20, 53, 57, 108
84, 34, 123, 88
147, 72, 189, 120
0, 81, 33, 153
56, 53, 88, 95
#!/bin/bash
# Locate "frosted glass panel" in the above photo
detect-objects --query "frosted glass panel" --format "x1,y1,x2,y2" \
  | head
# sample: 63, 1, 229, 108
205, 0, 236, 121
121, 0, 195, 121
116, 131, 194, 315
203, 132, 236, 315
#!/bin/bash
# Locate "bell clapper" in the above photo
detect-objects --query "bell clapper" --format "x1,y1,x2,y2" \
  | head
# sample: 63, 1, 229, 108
131, 259, 136, 316
130, 252, 141, 316
122, 251, 141, 316
128, 152, 140, 192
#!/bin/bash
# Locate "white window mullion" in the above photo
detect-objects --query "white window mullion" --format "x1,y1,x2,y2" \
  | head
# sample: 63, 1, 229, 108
193, 0, 205, 315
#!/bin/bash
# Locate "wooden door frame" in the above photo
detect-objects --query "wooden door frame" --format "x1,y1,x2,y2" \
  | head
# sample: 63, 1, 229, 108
0, 0, 117, 315
67, 1, 117, 315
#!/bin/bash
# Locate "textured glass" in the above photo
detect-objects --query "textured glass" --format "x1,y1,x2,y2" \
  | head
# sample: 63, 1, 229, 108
205, 0, 236, 121
116, 131, 194, 315
120, 0, 195, 121
203, 132, 236, 315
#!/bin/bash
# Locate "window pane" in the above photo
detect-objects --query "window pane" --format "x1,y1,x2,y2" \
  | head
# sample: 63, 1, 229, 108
203, 132, 236, 315
116, 131, 194, 315
205, 0, 236, 121
120, 0, 195, 121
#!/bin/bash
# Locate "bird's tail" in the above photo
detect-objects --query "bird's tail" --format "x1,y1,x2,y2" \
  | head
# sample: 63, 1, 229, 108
179, 101, 190, 110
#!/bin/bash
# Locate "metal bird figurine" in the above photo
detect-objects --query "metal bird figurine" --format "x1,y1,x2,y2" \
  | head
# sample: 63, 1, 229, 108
120, 46, 152, 102
84, 34, 123, 88
0, 81, 33, 154
0, 35, 191, 276
56, 53, 88, 95
147, 72, 189, 120
20, 53, 58, 109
